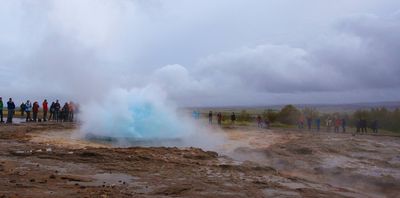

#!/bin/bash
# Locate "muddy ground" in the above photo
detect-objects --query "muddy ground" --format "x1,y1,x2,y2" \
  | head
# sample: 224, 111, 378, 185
0, 123, 399, 198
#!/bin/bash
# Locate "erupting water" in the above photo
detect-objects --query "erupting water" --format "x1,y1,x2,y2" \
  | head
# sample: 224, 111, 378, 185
78, 87, 224, 148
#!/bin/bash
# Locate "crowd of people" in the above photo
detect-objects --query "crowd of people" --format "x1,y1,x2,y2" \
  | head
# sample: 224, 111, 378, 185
192, 111, 238, 126
297, 116, 347, 132
207, 111, 237, 126
0, 97, 77, 124
194, 110, 379, 134
297, 116, 379, 134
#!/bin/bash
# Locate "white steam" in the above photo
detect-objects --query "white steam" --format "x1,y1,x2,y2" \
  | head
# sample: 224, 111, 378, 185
78, 87, 225, 149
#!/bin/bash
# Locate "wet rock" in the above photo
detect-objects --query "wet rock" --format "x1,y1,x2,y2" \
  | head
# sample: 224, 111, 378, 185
10, 150, 31, 156
79, 151, 99, 157
183, 150, 218, 160
60, 175, 92, 182
39, 180, 47, 184
154, 185, 192, 196
17, 171, 27, 176
291, 147, 313, 155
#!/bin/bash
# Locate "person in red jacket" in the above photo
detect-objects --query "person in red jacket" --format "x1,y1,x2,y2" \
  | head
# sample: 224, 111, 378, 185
32, 101, 40, 122
42, 99, 48, 121
334, 117, 341, 133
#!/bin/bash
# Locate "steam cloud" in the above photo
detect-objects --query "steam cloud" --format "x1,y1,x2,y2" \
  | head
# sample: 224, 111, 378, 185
78, 87, 225, 149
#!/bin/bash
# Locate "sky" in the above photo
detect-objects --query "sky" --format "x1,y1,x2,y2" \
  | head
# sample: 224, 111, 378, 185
0, 0, 400, 107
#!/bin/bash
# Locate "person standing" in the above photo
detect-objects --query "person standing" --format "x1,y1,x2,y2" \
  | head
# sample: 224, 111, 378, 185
355, 119, 361, 134
298, 116, 305, 130
32, 101, 39, 122
264, 119, 270, 129
192, 110, 199, 120
307, 117, 312, 131
231, 112, 236, 125
25, 100, 32, 122
42, 99, 48, 121
257, 115, 262, 128
315, 118, 321, 132
54, 100, 61, 122
216, 112, 221, 125
6, 98, 15, 123
20, 102, 26, 117
192, 110, 197, 119
68, 101, 75, 122
326, 117, 332, 132
49, 102, 55, 121
0, 97, 4, 123
372, 120, 378, 133
334, 118, 341, 133
341, 118, 346, 133
62, 103, 69, 122
208, 111, 213, 124
361, 119, 368, 134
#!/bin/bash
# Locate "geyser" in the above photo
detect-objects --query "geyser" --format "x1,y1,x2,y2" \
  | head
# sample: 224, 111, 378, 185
78, 87, 224, 148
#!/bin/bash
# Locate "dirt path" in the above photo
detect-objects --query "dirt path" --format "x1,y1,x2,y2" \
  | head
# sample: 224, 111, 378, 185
0, 123, 399, 197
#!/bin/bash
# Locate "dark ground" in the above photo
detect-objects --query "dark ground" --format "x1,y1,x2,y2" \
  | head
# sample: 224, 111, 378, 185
0, 122, 399, 197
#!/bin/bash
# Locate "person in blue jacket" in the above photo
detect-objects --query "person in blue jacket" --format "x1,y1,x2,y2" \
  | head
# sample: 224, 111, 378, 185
25, 100, 32, 122
315, 118, 321, 132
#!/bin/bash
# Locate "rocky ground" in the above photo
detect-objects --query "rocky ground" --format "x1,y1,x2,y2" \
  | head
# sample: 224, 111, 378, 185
0, 122, 399, 197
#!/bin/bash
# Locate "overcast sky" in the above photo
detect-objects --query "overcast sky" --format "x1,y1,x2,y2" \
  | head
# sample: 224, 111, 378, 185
1, 0, 400, 106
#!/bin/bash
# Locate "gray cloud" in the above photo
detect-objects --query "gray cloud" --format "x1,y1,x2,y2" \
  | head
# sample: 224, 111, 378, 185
0, 0, 399, 106
151, 12, 400, 105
